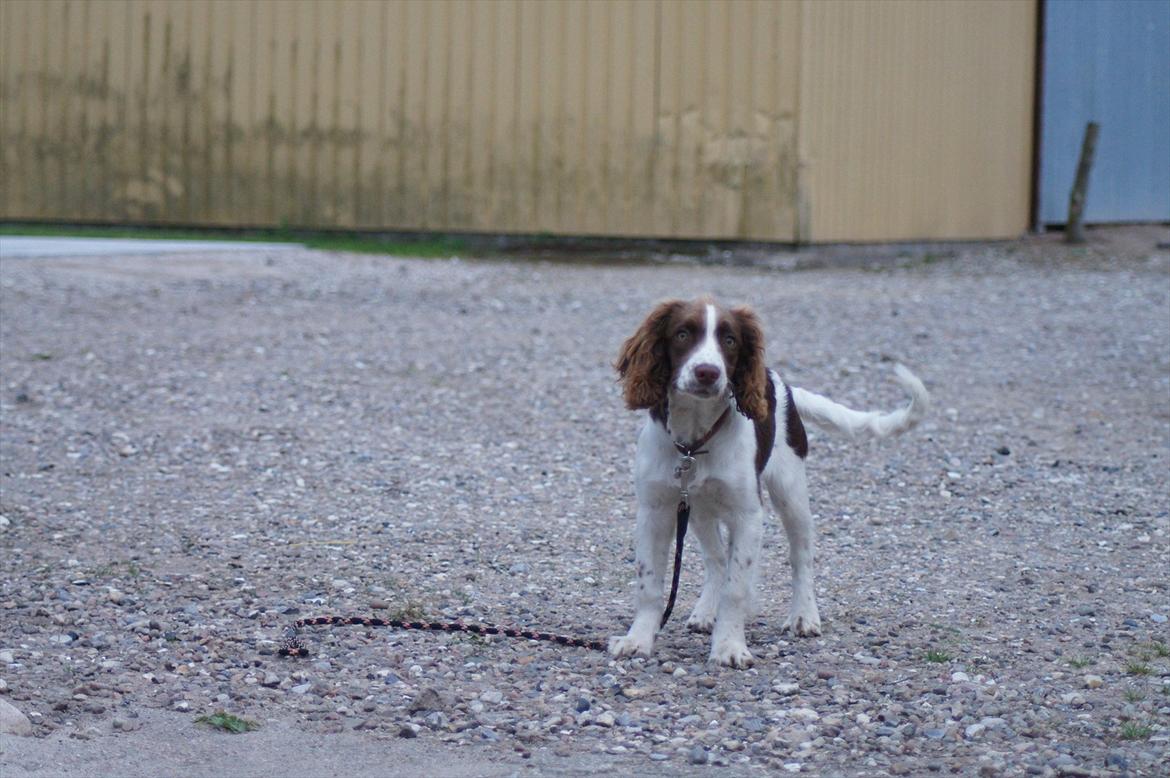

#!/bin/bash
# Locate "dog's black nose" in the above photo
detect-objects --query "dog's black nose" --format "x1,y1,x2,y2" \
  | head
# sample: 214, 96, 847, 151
693, 363, 721, 386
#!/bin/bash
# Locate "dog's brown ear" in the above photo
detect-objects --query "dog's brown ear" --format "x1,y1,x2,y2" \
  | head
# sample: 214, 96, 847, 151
730, 305, 769, 421
615, 299, 683, 410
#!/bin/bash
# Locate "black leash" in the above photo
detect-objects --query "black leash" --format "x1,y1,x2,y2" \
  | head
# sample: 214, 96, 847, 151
279, 615, 607, 657
660, 499, 690, 628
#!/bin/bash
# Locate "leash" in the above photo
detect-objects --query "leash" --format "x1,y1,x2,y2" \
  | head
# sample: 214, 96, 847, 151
659, 406, 731, 628
281, 405, 734, 657
279, 615, 607, 657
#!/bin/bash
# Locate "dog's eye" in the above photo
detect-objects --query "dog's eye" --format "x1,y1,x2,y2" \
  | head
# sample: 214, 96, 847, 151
723, 335, 737, 348
675, 330, 689, 342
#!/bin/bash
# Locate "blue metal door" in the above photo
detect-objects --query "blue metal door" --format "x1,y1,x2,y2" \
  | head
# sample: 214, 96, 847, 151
1039, 0, 1170, 225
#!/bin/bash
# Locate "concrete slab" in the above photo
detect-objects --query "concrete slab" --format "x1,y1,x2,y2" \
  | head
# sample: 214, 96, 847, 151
0, 236, 297, 258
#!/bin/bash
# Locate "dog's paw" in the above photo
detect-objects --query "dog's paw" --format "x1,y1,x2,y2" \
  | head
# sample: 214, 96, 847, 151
709, 640, 754, 669
781, 604, 822, 637
686, 607, 717, 634
608, 633, 655, 659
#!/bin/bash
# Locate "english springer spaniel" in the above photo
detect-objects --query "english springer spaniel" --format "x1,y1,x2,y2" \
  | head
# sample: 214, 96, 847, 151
611, 298, 928, 667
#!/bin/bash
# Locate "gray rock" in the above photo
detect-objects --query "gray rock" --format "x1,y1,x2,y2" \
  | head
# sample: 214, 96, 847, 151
409, 687, 445, 713
688, 745, 709, 765
0, 699, 32, 736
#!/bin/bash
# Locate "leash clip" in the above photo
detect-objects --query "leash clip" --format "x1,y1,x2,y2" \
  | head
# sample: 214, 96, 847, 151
675, 454, 696, 509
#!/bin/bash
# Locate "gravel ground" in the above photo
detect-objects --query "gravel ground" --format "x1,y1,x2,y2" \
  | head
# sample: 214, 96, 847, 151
1, 232, 1168, 777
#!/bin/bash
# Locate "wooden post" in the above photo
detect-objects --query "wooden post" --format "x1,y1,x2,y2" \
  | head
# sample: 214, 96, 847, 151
1066, 121, 1099, 244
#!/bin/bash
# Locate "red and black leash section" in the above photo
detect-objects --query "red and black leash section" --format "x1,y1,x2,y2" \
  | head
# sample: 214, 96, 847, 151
278, 615, 608, 657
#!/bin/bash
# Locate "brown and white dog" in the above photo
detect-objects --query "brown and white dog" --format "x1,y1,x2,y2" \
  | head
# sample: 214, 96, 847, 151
611, 298, 928, 667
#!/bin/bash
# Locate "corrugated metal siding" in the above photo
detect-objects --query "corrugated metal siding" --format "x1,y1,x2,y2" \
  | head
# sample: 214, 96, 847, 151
0, 0, 1036, 243
798, 0, 1036, 242
1039, 0, 1170, 225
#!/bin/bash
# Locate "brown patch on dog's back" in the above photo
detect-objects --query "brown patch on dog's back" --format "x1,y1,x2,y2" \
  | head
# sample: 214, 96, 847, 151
784, 384, 808, 458
754, 373, 778, 473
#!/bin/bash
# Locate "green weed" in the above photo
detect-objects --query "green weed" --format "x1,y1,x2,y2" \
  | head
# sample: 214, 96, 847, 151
196, 711, 259, 734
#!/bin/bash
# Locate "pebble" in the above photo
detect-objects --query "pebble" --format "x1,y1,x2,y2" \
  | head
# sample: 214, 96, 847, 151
398, 723, 420, 738
786, 708, 820, 722
688, 745, 709, 765
1082, 675, 1103, 689
111, 716, 142, 732
0, 650, 13, 664
595, 712, 615, 727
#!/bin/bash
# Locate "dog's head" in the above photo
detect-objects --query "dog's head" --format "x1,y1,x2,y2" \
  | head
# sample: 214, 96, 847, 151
615, 298, 768, 420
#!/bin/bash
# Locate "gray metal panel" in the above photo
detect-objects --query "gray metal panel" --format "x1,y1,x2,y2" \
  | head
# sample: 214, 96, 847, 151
1040, 0, 1170, 224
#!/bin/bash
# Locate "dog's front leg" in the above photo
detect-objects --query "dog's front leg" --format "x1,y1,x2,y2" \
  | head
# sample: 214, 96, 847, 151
609, 504, 674, 659
709, 510, 762, 668
686, 517, 726, 633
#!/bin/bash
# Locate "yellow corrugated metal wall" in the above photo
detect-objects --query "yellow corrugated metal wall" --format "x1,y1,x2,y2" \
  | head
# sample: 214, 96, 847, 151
0, 0, 1035, 243
798, 0, 1036, 242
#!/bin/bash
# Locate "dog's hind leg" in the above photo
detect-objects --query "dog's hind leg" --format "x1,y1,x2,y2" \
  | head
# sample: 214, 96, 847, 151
764, 452, 822, 636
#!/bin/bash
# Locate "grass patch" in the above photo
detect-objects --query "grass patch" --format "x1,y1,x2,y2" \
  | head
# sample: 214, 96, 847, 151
925, 650, 952, 664
1123, 688, 1145, 703
453, 631, 488, 647
1118, 721, 1153, 741
388, 601, 427, 622
1068, 656, 1094, 669
301, 234, 466, 258
89, 560, 145, 580
1125, 661, 1152, 676
0, 223, 468, 259
196, 711, 259, 734
1149, 641, 1169, 659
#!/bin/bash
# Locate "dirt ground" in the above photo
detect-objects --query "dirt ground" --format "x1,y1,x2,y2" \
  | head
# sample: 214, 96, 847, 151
1, 225, 1168, 777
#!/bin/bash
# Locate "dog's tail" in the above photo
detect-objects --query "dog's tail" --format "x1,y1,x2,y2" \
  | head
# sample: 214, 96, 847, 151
790, 364, 928, 439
